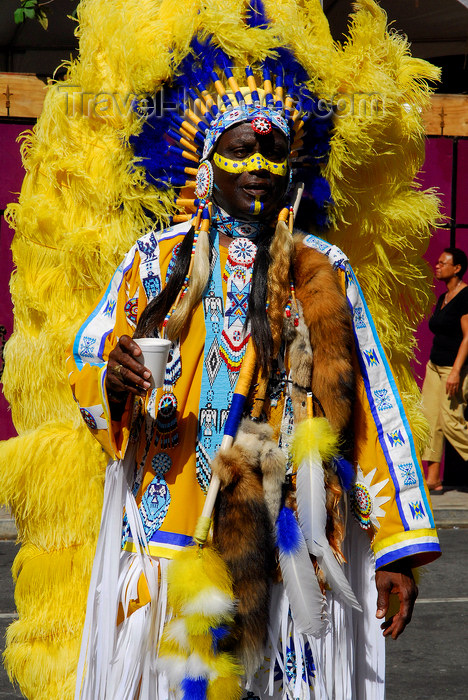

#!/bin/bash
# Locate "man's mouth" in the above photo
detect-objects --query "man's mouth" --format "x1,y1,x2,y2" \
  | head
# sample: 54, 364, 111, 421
241, 181, 271, 197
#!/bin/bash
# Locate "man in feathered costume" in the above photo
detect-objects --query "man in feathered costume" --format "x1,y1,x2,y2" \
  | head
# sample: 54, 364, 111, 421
1, 1, 441, 699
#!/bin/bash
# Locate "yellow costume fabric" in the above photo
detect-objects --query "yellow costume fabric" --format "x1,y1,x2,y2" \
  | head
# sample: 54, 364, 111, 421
67, 224, 234, 558
67, 221, 439, 570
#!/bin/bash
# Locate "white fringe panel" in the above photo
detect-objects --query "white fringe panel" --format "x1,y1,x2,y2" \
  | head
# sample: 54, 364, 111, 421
75, 446, 174, 700
247, 509, 385, 700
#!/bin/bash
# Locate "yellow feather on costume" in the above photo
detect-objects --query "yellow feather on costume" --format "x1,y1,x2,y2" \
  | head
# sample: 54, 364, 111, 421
167, 546, 235, 617
0, 0, 440, 696
291, 417, 339, 466
159, 545, 243, 698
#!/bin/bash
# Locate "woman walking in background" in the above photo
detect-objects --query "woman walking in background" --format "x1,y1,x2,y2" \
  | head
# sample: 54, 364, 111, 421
422, 248, 468, 492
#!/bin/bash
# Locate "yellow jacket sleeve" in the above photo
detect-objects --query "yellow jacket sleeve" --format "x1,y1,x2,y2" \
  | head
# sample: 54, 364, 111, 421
66, 244, 144, 459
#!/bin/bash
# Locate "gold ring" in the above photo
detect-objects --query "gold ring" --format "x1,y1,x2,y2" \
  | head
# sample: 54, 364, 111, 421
112, 363, 123, 377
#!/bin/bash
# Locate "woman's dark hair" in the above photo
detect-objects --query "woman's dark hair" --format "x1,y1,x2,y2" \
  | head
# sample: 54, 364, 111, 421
444, 247, 468, 278
134, 227, 275, 375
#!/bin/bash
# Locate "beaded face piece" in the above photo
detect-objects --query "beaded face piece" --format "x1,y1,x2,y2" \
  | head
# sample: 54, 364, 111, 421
202, 105, 289, 160
195, 161, 214, 199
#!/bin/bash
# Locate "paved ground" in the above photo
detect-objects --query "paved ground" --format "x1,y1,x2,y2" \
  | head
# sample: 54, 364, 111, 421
0, 492, 467, 699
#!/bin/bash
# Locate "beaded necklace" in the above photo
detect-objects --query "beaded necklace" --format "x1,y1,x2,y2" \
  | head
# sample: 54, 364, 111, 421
195, 217, 259, 491
153, 208, 299, 492
211, 205, 267, 240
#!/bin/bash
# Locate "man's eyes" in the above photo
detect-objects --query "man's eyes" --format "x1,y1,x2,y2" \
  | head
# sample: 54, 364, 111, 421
228, 148, 286, 160
230, 149, 249, 159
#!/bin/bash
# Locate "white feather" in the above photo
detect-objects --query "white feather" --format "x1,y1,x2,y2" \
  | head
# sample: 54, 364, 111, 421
180, 587, 235, 616
296, 450, 362, 611
186, 653, 214, 678
155, 654, 188, 684
162, 618, 189, 650
278, 529, 326, 637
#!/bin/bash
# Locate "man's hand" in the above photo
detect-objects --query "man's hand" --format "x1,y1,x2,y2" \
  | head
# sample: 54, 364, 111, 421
105, 335, 151, 412
375, 561, 418, 639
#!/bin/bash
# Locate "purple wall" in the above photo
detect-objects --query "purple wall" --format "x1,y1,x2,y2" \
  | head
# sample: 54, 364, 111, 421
0, 123, 26, 440
412, 137, 468, 386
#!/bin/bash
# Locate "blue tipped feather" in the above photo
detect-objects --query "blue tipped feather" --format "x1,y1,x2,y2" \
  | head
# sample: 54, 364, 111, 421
246, 0, 270, 29
181, 677, 208, 700
334, 457, 355, 492
276, 506, 302, 555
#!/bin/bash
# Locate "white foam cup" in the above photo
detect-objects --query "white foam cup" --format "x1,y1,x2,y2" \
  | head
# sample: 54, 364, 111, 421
133, 337, 172, 389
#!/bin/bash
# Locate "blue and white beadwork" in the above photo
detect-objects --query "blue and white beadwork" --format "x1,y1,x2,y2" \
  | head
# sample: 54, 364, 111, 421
195, 161, 214, 200
195, 225, 257, 492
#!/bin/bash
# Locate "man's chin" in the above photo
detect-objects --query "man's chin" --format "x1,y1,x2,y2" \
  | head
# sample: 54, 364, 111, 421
212, 192, 282, 223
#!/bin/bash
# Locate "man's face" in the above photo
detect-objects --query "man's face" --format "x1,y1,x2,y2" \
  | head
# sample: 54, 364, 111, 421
211, 122, 290, 222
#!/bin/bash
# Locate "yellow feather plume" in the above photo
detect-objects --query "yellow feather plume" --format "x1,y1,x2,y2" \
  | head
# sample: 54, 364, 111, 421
291, 417, 339, 466
159, 545, 242, 697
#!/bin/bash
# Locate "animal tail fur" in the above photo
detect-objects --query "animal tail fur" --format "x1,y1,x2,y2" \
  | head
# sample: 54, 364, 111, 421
211, 420, 285, 677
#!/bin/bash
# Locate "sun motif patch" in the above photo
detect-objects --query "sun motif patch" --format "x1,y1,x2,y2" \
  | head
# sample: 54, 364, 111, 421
350, 465, 390, 530
251, 115, 272, 135
124, 296, 138, 325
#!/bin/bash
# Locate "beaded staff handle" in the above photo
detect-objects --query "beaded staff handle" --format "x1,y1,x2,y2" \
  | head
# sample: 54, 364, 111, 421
193, 338, 258, 545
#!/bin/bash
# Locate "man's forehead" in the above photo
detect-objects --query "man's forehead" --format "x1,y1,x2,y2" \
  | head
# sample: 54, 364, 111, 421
202, 106, 290, 160
218, 122, 288, 145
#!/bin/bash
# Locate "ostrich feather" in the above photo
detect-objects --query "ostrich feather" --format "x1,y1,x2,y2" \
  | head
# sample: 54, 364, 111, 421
276, 507, 325, 637
293, 418, 361, 611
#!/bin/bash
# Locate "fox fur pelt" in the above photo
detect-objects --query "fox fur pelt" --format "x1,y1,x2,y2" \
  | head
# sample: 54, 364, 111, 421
293, 238, 355, 435
211, 247, 354, 675
211, 419, 285, 677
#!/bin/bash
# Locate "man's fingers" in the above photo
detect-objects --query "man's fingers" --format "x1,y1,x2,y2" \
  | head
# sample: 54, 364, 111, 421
376, 566, 418, 639
380, 616, 401, 639
118, 334, 142, 358
107, 363, 150, 395
376, 590, 389, 619
110, 356, 150, 383
108, 335, 152, 383
380, 610, 410, 640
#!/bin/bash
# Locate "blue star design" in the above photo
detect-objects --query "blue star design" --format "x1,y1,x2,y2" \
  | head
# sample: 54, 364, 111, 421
364, 348, 380, 366
409, 500, 425, 520
374, 388, 393, 411
80, 336, 96, 358
225, 279, 249, 327
354, 306, 366, 329
398, 462, 417, 486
